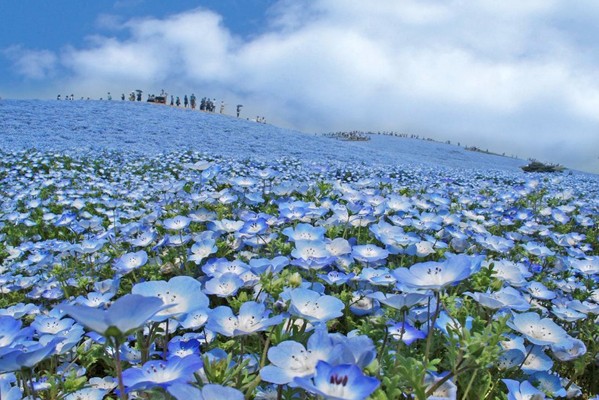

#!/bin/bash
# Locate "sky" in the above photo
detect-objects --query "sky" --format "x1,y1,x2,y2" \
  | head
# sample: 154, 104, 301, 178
1, 0, 598, 173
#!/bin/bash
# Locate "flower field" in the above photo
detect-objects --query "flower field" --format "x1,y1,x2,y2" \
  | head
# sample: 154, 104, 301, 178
0, 100, 598, 399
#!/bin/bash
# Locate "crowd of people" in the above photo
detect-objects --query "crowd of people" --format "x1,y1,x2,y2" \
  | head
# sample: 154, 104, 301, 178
56, 89, 267, 123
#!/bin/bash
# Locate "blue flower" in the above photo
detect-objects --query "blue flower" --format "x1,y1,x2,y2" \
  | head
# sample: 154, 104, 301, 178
294, 360, 379, 400
288, 288, 344, 324
351, 244, 389, 264
203, 273, 244, 298
206, 301, 283, 337
424, 371, 457, 400
291, 240, 335, 270
507, 312, 571, 346
167, 383, 244, 400
0, 316, 32, 347
388, 321, 426, 345
132, 276, 208, 322
261, 327, 351, 385
163, 215, 191, 231
112, 250, 148, 275
121, 355, 202, 392
393, 255, 482, 291
502, 379, 546, 400
58, 294, 165, 338
63, 388, 107, 400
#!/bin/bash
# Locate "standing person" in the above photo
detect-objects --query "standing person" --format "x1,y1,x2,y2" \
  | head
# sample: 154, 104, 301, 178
107, 92, 112, 101
184, 95, 189, 108
200, 97, 206, 111
57, 94, 61, 100
170, 95, 174, 106
219, 101, 225, 114
176, 96, 181, 107
190, 94, 196, 109
236, 104, 243, 117
121, 93, 125, 101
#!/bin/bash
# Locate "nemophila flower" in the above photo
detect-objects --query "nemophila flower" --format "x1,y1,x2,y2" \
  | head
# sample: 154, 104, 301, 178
526, 282, 556, 300
207, 218, 244, 234
0, 303, 39, 319
288, 288, 344, 324
0, 337, 62, 372
58, 294, 165, 338
405, 240, 436, 257
368, 292, 429, 311
63, 387, 107, 400
530, 372, 567, 398
0, 374, 22, 400
388, 321, 426, 345
476, 234, 515, 253
113, 250, 148, 275
128, 229, 157, 247
488, 260, 532, 287
188, 239, 218, 265
551, 338, 587, 361
206, 301, 283, 337
167, 338, 201, 359
204, 273, 244, 297
497, 349, 526, 370
239, 217, 269, 236
261, 328, 341, 385
465, 287, 530, 311
75, 291, 114, 308
179, 308, 210, 330
31, 315, 75, 335
132, 276, 208, 322
349, 292, 380, 316
318, 271, 355, 286
393, 255, 481, 291
291, 240, 335, 270
569, 257, 599, 275
282, 223, 326, 242
167, 383, 244, 400
502, 379, 546, 400
0, 316, 32, 347
522, 242, 555, 257
551, 304, 586, 322
351, 244, 389, 264
72, 238, 106, 254
521, 345, 553, 374
423, 371, 457, 400
163, 215, 191, 231
121, 354, 202, 392
507, 312, 571, 346
249, 256, 289, 274
329, 331, 376, 369
294, 360, 380, 400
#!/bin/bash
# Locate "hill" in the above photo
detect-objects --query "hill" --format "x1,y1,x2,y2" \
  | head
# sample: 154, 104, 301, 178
1, 99, 528, 172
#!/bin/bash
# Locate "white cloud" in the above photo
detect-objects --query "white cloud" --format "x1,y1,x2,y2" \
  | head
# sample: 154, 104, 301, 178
4, 0, 599, 172
3, 45, 58, 79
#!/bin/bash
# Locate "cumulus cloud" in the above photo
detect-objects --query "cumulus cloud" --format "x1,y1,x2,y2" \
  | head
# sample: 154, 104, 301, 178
3, 45, 58, 79
5, 0, 599, 172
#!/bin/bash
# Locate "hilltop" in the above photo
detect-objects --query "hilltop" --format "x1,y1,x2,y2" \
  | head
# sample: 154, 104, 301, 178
0, 99, 530, 173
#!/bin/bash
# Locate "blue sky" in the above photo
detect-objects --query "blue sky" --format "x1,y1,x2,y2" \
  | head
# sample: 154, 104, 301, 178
1, 0, 599, 173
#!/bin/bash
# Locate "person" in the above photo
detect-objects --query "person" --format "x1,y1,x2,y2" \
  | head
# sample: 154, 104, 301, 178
121, 93, 125, 101
184, 95, 189, 108
220, 101, 225, 114
176, 96, 181, 106
57, 94, 61, 100
107, 92, 112, 101
200, 97, 206, 111
190, 94, 196, 109
170, 95, 174, 106
236, 104, 243, 117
